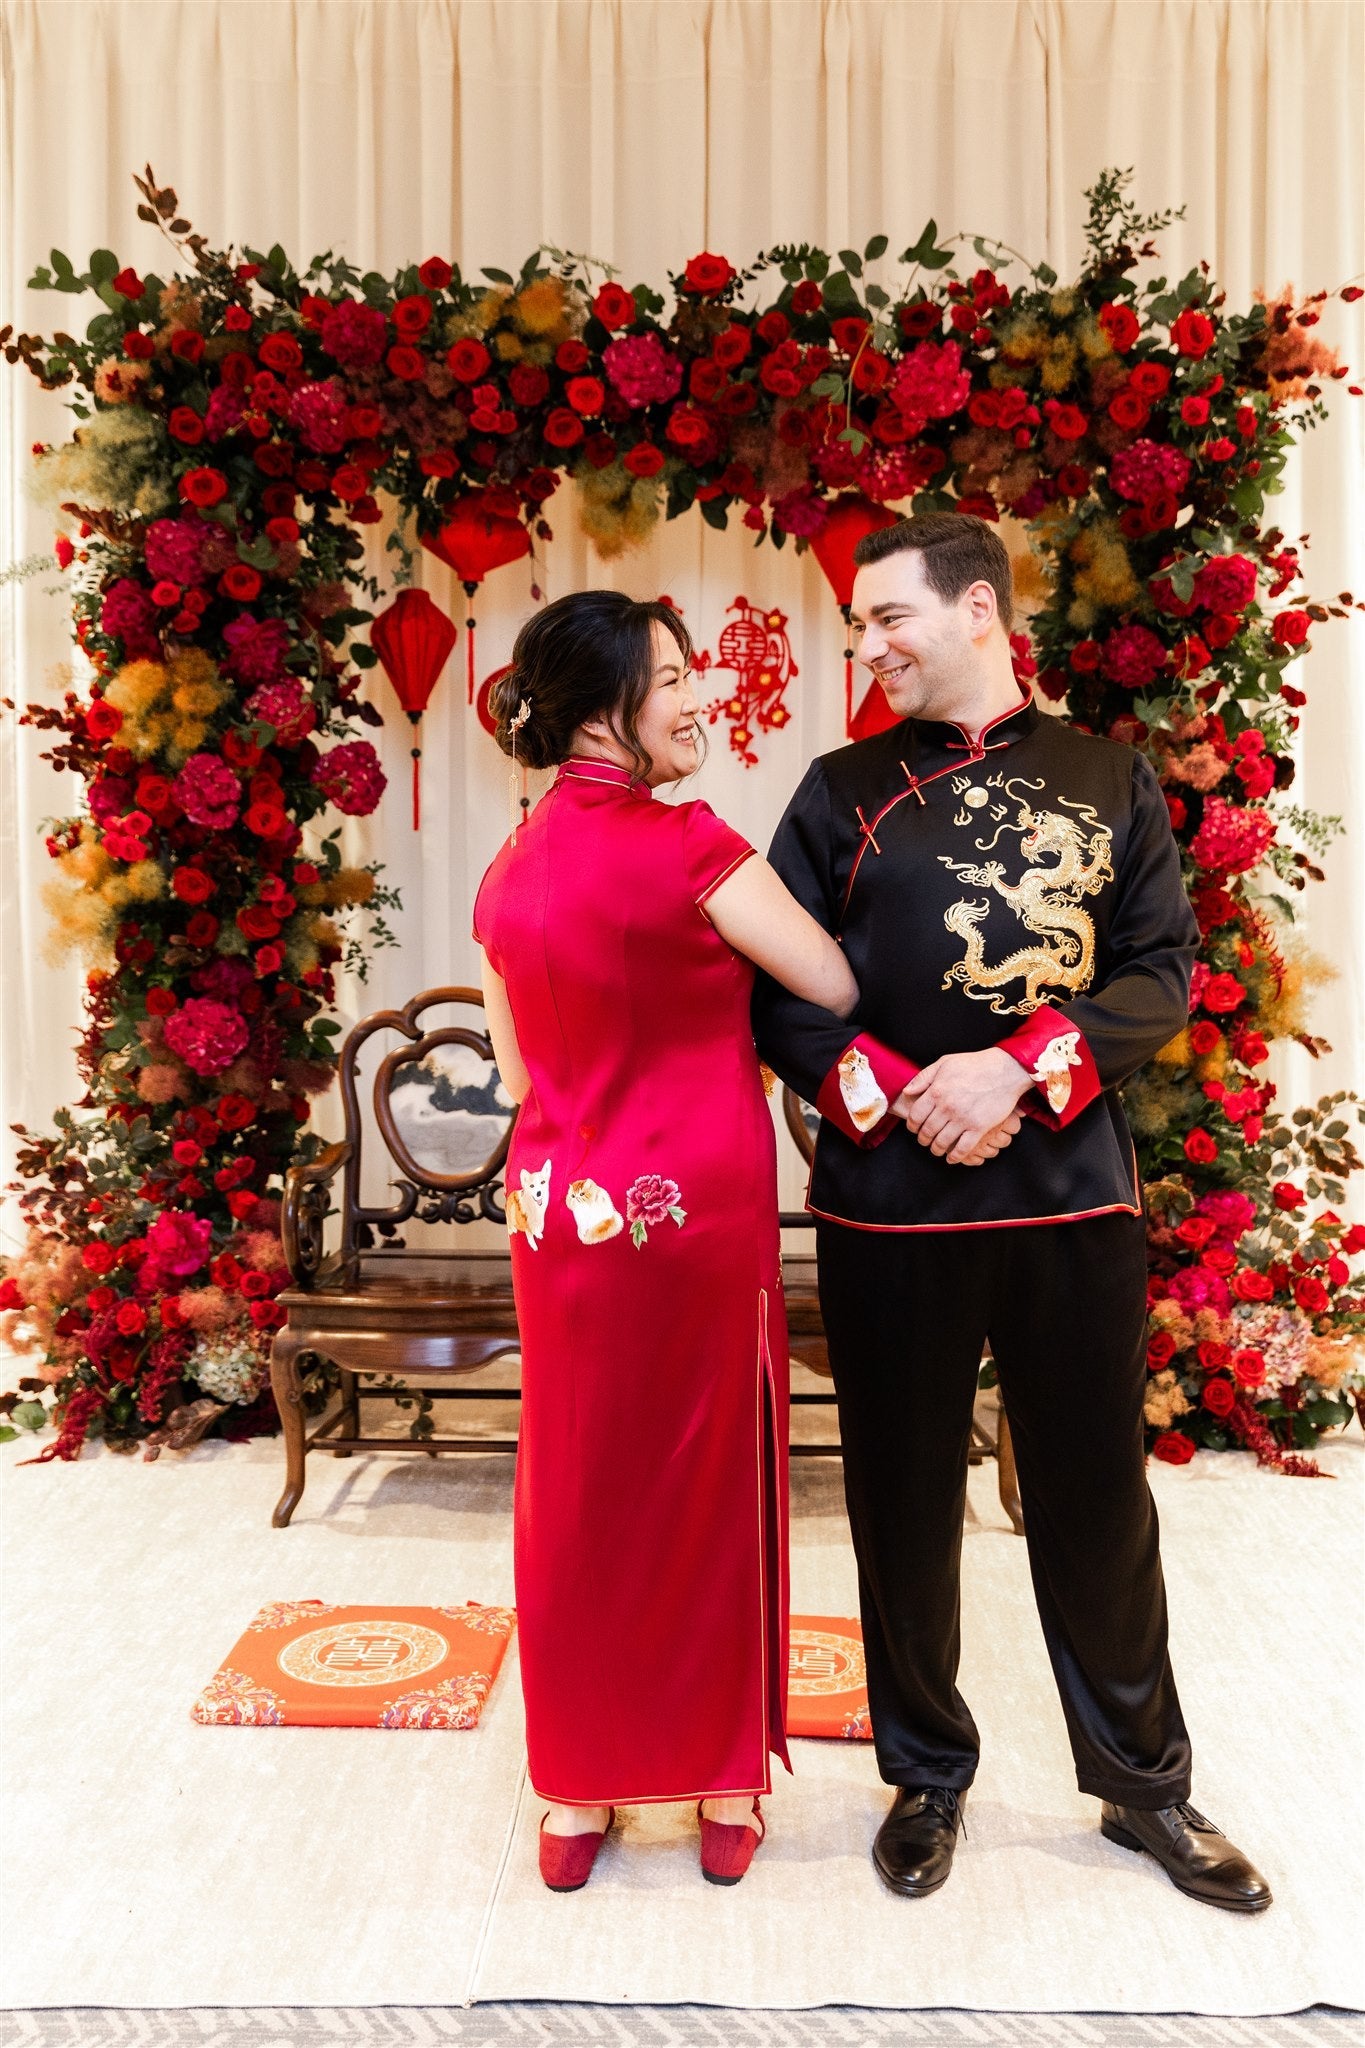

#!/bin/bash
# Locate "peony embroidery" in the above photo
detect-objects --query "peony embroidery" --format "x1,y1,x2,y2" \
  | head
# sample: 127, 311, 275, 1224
625, 1174, 687, 1249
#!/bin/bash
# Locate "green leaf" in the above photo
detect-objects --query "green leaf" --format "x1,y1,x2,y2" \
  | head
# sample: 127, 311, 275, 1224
12, 1401, 47, 1432
863, 234, 889, 262
838, 249, 864, 277
88, 249, 119, 286
350, 643, 379, 668
864, 284, 889, 309
481, 267, 515, 286
699, 496, 730, 532
1035, 262, 1058, 287
0, 1425, 17, 1444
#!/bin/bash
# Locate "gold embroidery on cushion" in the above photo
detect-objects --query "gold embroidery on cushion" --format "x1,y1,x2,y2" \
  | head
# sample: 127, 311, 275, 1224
939, 776, 1114, 1014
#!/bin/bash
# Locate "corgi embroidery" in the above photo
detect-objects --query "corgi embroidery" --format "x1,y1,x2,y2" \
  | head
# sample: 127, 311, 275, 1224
1030, 1032, 1083, 1114
838, 1046, 889, 1133
566, 1178, 624, 1243
506, 1158, 552, 1250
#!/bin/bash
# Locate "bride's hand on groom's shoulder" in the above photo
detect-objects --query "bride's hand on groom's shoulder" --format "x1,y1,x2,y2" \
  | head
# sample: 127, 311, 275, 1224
891, 1048, 1033, 1166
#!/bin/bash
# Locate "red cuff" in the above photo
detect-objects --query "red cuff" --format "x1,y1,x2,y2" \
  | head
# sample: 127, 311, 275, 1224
997, 1006, 1100, 1128
815, 1033, 921, 1149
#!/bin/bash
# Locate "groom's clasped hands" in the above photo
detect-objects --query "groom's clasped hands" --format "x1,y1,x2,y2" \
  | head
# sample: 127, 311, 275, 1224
891, 1046, 1035, 1166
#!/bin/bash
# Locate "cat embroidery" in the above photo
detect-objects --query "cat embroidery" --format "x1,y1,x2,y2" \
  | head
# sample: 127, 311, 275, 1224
566, 1178, 624, 1243
506, 1158, 552, 1250
838, 1046, 889, 1133
1030, 1031, 1084, 1114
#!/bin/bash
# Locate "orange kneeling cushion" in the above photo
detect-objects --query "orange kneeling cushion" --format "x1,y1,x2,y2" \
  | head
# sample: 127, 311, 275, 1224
191, 1601, 516, 1727
787, 1614, 870, 1739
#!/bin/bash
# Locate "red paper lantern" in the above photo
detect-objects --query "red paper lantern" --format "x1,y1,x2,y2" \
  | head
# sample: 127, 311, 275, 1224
476, 663, 513, 740
809, 493, 900, 736
370, 587, 457, 830
420, 493, 532, 705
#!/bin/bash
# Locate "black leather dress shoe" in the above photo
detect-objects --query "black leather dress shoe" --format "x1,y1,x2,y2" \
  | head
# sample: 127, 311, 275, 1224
872, 1785, 966, 1897
1100, 1800, 1272, 1912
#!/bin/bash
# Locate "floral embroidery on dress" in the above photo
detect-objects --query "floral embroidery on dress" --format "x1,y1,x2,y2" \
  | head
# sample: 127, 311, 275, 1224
566, 1177, 625, 1242
625, 1174, 687, 1249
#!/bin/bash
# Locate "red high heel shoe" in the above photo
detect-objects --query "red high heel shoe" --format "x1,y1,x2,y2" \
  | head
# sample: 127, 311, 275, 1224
538, 1807, 615, 1892
697, 1797, 765, 1885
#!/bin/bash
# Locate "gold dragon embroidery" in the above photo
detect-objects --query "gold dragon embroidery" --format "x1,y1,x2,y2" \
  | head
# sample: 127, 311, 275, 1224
938, 775, 1114, 1014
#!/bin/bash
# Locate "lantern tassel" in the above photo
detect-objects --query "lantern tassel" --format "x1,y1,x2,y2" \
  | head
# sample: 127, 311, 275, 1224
842, 604, 855, 737
410, 713, 422, 832
464, 581, 479, 704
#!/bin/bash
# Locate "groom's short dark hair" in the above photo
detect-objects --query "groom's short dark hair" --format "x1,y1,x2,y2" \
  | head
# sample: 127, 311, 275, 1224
851, 512, 1014, 631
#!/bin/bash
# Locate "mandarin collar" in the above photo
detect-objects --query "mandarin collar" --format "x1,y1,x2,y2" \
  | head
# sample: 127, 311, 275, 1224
907, 677, 1040, 755
555, 754, 654, 799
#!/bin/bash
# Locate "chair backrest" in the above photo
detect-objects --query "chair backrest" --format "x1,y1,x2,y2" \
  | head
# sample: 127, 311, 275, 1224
334, 987, 516, 1259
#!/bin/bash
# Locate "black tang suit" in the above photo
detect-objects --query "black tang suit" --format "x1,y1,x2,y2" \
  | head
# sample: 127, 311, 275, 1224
752, 679, 1198, 1805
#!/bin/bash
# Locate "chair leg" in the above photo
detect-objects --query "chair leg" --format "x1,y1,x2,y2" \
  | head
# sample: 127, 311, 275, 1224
997, 1407, 1025, 1536
333, 1368, 359, 1457
270, 1327, 309, 1527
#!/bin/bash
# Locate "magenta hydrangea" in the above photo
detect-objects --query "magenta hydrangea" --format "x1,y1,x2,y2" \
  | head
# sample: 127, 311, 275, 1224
88, 774, 134, 826
309, 739, 387, 816
771, 488, 829, 539
1163, 1265, 1233, 1317
860, 445, 928, 505
222, 614, 292, 688
888, 340, 972, 428
1195, 1189, 1259, 1240
162, 997, 250, 1076
287, 378, 350, 454
204, 384, 245, 440
320, 298, 388, 369
245, 677, 317, 747
99, 576, 160, 659
141, 1209, 213, 1284
1109, 438, 1192, 504
1189, 795, 1277, 876
143, 517, 209, 587
1099, 623, 1167, 691
603, 333, 684, 408
172, 753, 242, 831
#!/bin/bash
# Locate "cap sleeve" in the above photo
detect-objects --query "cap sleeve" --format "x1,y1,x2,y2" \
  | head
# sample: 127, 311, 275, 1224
681, 799, 757, 907
470, 862, 502, 974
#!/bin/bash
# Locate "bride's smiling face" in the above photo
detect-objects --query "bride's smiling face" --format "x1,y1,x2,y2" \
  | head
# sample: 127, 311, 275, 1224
635, 620, 701, 786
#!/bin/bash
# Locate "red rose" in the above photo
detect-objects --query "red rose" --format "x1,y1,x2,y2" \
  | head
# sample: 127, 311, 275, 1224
1172, 308, 1217, 358
1271, 1181, 1304, 1212
1047, 403, 1089, 441
216, 1094, 256, 1130
85, 701, 125, 742
1231, 1348, 1266, 1389
542, 407, 585, 448
1201, 972, 1246, 1015
1188, 1021, 1222, 1056
1203, 436, 1237, 462
791, 281, 823, 314
688, 359, 727, 403
258, 332, 302, 372
81, 1241, 116, 1274
254, 944, 284, 976
1179, 395, 1211, 426
509, 364, 550, 407
180, 467, 228, 508
184, 912, 218, 946
852, 350, 890, 394
592, 282, 637, 330
1183, 1128, 1219, 1166
1151, 1431, 1196, 1465
898, 302, 942, 338
624, 442, 665, 478
1340, 1224, 1365, 1256
168, 406, 205, 445
253, 442, 294, 479
1146, 1331, 1178, 1369
566, 375, 605, 417
760, 358, 803, 398
446, 339, 491, 383
145, 987, 178, 1017
756, 310, 791, 345
1201, 1376, 1236, 1417
1176, 1216, 1217, 1248
1271, 610, 1311, 648
245, 801, 289, 837
237, 903, 282, 941
392, 294, 434, 339
248, 1299, 288, 1332
711, 325, 751, 369
171, 331, 205, 364
1232, 1267, 1275, 1302
113, 267, 145, 300
386, 344, 426, 382
1098, 302, 1140, 352
1294, 1274, 1330, 1314
418, 257, 453, 291
682, 252, 736, 295
1108, 389, 1151, 432
220, 565, 263, 603
664, 404, 712, 449
1129, 362, 1172, 399
172, 1140, 203, 1168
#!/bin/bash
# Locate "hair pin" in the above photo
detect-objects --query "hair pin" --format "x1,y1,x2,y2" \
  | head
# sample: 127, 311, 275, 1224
509, 697, 532, 843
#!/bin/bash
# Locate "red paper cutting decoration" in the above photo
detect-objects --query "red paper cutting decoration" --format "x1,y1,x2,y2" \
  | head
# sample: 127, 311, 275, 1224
701, 596, 799, 766
420, 493, 532, 705
809, 493, 900, 737
370, 587, 457, 830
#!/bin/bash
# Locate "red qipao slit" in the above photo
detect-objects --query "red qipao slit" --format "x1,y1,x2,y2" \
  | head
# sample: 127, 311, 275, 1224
472, 757, 791, 1804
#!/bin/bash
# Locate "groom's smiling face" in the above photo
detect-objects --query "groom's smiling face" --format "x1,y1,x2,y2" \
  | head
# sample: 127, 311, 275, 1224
848, 548, 993, 721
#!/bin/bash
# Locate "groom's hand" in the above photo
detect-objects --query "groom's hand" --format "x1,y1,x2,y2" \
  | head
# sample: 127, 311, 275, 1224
893, 1048, 1034, 1164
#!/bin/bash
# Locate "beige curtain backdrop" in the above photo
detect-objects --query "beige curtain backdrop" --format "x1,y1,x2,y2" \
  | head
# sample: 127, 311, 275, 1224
2, 0, 1362, 1240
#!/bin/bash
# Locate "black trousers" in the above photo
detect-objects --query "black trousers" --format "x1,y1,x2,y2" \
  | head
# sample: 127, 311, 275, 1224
816, 1209, 1193, 1808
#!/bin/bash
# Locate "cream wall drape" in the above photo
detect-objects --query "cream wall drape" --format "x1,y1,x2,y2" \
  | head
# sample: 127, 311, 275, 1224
2, 0, 1362, 1238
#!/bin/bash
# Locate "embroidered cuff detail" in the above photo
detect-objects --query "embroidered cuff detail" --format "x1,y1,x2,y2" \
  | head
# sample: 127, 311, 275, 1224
815, 1033, 921, 1148
998, 1007, 1101, 1128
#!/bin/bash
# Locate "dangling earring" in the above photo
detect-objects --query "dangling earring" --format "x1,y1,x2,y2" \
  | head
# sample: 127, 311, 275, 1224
508, 698, 531, 845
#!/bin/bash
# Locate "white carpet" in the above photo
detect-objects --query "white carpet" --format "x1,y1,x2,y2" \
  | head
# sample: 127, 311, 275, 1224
1, 1390, 1360, 2014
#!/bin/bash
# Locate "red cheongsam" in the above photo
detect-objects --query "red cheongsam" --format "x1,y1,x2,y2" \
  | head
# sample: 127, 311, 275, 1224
473, 754, 791, 1804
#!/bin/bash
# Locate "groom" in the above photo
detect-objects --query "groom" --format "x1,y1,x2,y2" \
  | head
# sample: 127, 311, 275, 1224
752, 513, 1270, 1911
